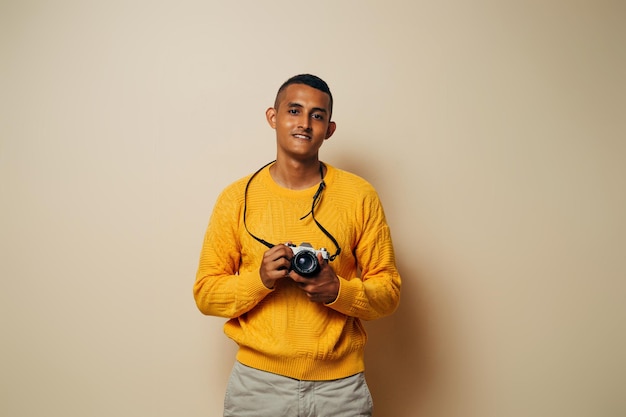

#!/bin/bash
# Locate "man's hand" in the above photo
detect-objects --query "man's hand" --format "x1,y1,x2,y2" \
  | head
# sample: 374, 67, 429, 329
289, 253, 340, 304
259, 244, 293, 289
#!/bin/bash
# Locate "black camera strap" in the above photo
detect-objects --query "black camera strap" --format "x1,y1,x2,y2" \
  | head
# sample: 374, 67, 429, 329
243, 160, 341, 261
243, 160, 276, 249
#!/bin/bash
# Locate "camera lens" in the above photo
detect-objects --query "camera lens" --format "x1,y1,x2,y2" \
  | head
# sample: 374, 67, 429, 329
292, 251, 319, 277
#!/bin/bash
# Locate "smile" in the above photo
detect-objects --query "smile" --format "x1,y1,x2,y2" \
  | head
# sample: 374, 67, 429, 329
293, 134, 311, 140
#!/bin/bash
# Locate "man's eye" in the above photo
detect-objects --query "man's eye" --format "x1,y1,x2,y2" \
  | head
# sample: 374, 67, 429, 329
288, 109, 299, 115
312, 114, 324, 120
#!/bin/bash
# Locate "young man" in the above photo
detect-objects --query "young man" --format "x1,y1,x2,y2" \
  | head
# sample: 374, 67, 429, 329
194, 74, 401, 417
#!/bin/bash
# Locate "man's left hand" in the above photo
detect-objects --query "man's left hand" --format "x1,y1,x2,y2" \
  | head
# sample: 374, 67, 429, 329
288, 253, 339, 304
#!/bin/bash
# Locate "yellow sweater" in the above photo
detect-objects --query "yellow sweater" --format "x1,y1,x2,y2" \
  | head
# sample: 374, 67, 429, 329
194, 163, 401, 380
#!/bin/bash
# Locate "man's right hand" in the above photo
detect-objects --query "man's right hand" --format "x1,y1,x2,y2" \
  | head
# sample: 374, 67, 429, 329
259, 244, 293, 289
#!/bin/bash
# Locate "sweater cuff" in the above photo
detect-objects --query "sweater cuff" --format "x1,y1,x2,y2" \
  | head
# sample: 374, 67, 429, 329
325, 276, 361, 315
239, 271, 274, 299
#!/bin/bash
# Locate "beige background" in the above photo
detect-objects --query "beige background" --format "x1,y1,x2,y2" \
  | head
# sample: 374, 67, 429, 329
1, 1, 625, 416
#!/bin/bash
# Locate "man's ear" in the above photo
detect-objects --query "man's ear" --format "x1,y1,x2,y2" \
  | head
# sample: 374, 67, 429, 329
266, 107, 277, 129
325, 121, 337, 139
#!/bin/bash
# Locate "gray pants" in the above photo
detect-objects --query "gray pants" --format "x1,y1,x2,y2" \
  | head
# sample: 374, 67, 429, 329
223, 361, 373, 417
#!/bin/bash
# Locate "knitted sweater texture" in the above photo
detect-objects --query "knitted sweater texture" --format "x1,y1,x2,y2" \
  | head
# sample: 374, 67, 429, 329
194, 163, 401, 380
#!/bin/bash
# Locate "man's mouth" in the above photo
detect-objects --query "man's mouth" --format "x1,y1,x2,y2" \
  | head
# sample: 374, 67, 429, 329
293, 133, 311, 140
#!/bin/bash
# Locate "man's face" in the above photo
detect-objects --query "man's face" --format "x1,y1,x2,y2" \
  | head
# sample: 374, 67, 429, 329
266, 83, 336, 162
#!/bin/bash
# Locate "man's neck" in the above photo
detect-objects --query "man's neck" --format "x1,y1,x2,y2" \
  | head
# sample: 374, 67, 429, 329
270, 158, 324, 190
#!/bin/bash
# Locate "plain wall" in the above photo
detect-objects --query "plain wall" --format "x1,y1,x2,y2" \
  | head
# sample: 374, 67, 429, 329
1, 1, 624, 416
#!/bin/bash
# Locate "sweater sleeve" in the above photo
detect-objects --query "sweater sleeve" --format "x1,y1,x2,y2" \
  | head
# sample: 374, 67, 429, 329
193, 186, 273, 318
326, 190, 401, 320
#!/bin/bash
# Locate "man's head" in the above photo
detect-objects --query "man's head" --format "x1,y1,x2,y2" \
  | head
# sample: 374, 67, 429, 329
274, 74, 333, 118
266, 74, 336, 162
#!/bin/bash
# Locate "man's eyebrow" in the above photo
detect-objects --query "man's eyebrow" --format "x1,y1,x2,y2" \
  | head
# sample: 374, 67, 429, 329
287, 102, 328, 113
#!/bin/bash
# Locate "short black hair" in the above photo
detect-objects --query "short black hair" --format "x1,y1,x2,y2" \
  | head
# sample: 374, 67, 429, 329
274, 74, 334, 117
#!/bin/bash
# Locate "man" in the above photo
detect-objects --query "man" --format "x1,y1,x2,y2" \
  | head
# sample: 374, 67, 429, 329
194, 74, 401, 417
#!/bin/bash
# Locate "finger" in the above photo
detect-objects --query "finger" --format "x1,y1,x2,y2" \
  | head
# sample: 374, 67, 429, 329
265, 248, 288, 263
265, 251, 289, 267
289, 273, 309, 285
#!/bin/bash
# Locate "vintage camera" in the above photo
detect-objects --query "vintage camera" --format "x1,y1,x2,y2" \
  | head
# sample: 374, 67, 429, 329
286, 242, 329, 277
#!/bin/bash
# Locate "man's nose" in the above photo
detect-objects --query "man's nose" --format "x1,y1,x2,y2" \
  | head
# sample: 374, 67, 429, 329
298, 114, 312, 130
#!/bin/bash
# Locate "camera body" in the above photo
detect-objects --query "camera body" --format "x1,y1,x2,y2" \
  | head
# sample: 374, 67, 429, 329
286, 242, 329, 277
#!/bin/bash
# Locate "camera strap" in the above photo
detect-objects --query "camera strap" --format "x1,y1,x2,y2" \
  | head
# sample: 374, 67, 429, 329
243, 160, 341, 261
